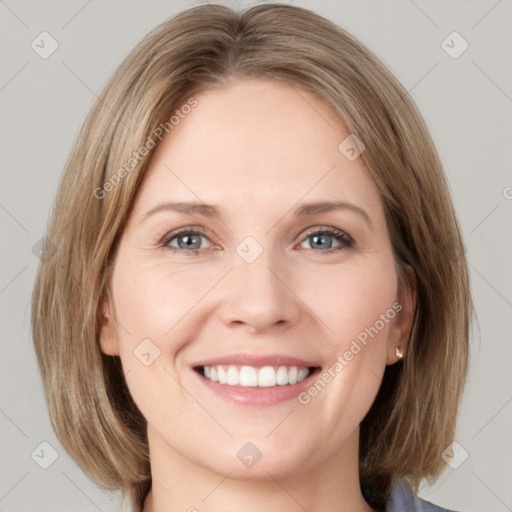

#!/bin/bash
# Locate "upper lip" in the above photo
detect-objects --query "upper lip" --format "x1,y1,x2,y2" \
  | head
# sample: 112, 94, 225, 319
192, 353, 321, 368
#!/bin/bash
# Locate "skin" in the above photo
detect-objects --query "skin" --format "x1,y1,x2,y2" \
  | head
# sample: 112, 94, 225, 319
99, 77, 416, 512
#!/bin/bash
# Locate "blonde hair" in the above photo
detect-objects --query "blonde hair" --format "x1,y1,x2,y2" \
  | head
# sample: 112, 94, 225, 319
31, 3, 472, 509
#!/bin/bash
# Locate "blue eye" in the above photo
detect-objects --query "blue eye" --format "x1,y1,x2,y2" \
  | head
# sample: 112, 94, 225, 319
300, 227, 354, 254
161, 226, 354, 256
163, 229, 210, 254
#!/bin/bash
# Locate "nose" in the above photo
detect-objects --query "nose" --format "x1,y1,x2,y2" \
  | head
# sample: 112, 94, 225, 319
219, 250, 303, 334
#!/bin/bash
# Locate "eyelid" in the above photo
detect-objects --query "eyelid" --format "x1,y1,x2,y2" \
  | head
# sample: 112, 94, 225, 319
299, 224, 354, 242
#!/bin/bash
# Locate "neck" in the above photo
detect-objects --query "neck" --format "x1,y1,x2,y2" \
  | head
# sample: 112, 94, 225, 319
142, 426, 376, 512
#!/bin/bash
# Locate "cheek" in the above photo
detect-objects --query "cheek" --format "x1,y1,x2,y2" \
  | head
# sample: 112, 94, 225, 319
302, 257, 398, 351
295, 259, 398, 423
108, 261, 200, 423
110, 258, 208, 348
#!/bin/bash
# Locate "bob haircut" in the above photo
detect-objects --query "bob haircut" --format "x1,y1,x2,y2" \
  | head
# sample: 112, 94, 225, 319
31, 2, 472, 509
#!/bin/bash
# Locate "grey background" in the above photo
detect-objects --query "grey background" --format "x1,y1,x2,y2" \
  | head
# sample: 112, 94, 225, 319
1, 0, 511, 510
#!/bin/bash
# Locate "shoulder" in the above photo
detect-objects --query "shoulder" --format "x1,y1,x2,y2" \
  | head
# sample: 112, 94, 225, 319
387, 480, 462, 512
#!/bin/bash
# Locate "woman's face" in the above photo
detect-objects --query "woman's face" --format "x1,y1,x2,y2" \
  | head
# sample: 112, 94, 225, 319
99, 77, 414, 480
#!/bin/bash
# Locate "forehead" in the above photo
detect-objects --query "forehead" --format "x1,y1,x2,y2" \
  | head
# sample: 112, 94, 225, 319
129, 77, 382, 222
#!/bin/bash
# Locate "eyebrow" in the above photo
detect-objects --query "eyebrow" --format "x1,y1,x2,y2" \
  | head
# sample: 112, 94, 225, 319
141, 200, 373, 228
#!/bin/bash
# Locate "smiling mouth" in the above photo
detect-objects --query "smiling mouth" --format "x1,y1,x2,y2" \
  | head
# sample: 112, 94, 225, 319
194, 364, 321, 387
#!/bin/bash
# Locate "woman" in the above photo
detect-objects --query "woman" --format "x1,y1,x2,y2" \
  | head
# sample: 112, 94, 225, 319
31, 3, 471, 511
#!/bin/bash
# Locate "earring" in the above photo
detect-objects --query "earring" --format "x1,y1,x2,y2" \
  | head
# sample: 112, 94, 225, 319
395, 346, 403, 359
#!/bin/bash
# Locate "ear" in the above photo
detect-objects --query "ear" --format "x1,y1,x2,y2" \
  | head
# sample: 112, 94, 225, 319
386, 265, 417, 365
98, 291, 120, 356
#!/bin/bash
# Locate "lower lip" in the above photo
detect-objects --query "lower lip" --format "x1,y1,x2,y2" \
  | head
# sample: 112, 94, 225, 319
193, 368, 320, 406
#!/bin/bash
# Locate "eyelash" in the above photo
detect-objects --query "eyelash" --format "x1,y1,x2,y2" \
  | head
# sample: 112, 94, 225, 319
160, 226, 355, 256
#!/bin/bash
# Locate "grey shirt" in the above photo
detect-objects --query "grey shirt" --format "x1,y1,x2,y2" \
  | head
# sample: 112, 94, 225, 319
387, 480, 460, 512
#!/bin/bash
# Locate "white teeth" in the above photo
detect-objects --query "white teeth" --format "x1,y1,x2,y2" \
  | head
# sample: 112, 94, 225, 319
201, 364, 312, 387
288, 366, 298, 385
276, 366, 289, 385
217, 366, 227, 384
226, 366, 240, 385
239, 366, 258, 386
297, 367, 309, 382
258, 366, 276, 387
